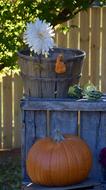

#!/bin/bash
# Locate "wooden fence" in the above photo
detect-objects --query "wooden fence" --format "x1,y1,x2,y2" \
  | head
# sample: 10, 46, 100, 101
0, 7, 106, 149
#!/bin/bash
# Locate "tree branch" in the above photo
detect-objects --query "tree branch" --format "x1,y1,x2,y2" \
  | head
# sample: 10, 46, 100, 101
53, 0, 96, 26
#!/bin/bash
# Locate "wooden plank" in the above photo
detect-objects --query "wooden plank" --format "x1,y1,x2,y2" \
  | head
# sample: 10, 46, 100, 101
28, 59, 42, 98
23, 110, 36, 182
50, 111, 78, 137
22, 179, 100, 190
21, 110, 28, 182
96, 112, 106, 181
21, 110, 47, 182
2, 76, 12, 149
18, 57, 29, 97
25, 111, 36, 155
97, 112, 106, 152
80, 10, 90, 85
21, 97, 106, 111
22, 110, 50, 182
56, 24, 67, 48
101, 7, 106, 92
35, 111, 47, 138
90, 8, 101, 88
69, 14, 79, 49
14, 74, 23, 148
80, 111, 103, 181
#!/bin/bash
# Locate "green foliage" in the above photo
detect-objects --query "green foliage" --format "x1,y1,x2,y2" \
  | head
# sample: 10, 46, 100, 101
34, 0, 106, 26
0, 156, 21, 190
84, 90, 103, 100
68, 85, 83, 99
83, 83, 103, 100
0, 0, 36, 69
0, 0, 106, 70
68, 83, 103, 100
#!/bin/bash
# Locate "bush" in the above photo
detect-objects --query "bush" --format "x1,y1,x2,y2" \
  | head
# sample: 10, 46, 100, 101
0, 0, 35, 70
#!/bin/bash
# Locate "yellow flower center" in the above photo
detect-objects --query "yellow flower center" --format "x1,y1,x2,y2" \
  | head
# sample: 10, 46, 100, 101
38, 32, 44, 39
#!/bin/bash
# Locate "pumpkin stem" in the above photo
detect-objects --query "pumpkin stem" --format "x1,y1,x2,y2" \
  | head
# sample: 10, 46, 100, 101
53, 128, 64, 142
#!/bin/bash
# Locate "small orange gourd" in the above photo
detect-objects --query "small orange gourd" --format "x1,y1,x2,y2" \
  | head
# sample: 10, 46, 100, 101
55, 54, 66, 74
26, 131, 92, 187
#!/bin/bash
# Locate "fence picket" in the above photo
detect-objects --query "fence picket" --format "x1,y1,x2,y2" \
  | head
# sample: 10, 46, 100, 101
14, 74, 23, 148
69, 14, 79, 49
90, 8, 101, 88
101, 7, 106, 92
80, 10, 90, 85
2, 76, 12, 149
56, 24, 67, 48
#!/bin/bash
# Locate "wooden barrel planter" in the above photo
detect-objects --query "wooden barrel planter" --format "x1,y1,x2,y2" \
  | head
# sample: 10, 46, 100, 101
18, 48, 85, 98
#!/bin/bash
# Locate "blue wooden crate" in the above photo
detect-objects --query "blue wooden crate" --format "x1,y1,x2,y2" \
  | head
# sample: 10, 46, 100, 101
21, 95, 106, 188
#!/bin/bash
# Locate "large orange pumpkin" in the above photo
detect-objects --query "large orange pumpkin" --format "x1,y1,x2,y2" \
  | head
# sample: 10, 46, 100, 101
26, 133, 92, 187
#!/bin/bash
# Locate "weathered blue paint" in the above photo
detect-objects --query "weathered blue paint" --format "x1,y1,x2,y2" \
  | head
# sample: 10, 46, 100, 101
50, 111, 78, 137
21, 95, 106, 111
22, 179, 101, 190
21, 96, 106, 187
80, 112, 102, 181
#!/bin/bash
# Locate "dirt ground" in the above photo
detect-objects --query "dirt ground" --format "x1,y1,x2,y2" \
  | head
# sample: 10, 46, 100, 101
0, 148, 21, 161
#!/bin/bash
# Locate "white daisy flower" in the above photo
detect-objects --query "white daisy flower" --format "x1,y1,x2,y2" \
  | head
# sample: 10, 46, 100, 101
23, 18, 55, 55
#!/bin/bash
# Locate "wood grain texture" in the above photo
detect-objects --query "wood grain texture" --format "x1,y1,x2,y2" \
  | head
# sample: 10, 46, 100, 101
3, 76, 12, 149
90, 8, 100, 88
22, 180, 101, 190
101, 7, 106, 92
80, 9, 90, 85
21, 111, 27, 181
69, 14, 79, 49
97, 112, 106, 151
18, 48, 85, 98
21, 96, 106, 111
34, 111, 47, 138
21, 97, 106, 183
14, 74, 23, 148
56, 24, 67, 48
22, 110, 47, 181
96, 112, 106, 181
23, 186, 106, 190
24, 111, 36, 181
25, 111, 36, 155
50, 111, 78, 137
80, 112, 103, 181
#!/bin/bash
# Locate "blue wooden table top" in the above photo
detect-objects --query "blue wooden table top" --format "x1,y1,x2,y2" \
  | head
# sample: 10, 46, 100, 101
21, 94, 106, 111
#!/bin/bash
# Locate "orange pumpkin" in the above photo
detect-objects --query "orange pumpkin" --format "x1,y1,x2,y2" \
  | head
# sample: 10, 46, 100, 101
55, 54, 66, 74
26, 133, 92, 187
